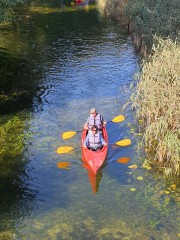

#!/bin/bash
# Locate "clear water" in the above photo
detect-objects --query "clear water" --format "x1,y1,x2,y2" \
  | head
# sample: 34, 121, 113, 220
0, 3, 179, 240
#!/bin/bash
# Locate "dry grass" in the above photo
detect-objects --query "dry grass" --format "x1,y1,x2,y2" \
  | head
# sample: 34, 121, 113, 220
132, 37, 180, 176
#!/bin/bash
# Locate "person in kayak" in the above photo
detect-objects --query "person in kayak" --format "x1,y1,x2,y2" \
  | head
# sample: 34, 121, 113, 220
83, 125, 107, 151
83, 108, 106, 131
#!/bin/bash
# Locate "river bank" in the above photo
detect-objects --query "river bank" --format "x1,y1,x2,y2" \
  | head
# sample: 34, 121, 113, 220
97, 0, 180, 177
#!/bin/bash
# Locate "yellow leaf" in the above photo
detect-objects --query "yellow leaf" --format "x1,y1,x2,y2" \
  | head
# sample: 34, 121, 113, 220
137, 176, 143, 180
146, 166, 152, 170
164, 190, 170, 194
130, 188, 136, 192
178, 233, 180, 237
128, 164, 138, 169
171, 184, 176, 190
137, 133, 143, 136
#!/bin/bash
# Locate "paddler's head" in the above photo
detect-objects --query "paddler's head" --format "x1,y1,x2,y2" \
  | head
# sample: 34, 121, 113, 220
91, 125, 98, 135
90, 108, 97, 117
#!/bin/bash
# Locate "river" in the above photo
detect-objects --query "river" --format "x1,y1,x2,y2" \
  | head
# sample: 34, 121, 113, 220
0, 2, 179, 239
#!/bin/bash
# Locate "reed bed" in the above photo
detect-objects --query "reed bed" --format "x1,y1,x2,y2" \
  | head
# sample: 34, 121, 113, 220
97, 0, 180, 176
132, 37, 180, 176
125, 0, 180, 176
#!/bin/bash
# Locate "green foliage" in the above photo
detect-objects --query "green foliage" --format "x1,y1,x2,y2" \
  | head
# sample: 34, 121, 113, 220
126, 0, 180, 46
0, 0, 26, 7
0, 231, 14, 240
0, 115, 25, 177
0, 0, 28, 22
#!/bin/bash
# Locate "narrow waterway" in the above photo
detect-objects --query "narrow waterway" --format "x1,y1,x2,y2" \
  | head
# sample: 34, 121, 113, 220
0, 3, 179, 239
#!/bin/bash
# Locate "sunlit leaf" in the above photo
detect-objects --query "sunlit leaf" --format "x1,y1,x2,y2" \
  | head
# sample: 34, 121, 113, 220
128, 164, 138, 169
137, 176, 143, 180
146, 166, 152, 170
164, 190, 170, 194
130, 188, 136, 191
130, 128, 135, 133
171, 184, 176, 190
57, 162, 71, 170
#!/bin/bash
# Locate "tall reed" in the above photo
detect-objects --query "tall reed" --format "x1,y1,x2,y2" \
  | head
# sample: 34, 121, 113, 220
132, 37, 180, 176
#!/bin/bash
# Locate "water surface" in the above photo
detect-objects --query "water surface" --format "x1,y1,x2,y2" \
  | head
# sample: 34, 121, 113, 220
0, 3, 179, 239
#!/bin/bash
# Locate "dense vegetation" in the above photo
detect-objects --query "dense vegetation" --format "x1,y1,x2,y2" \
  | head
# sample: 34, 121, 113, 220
126, 0, 180, 177
133, 38, 180, 177
97, 0, 180, 177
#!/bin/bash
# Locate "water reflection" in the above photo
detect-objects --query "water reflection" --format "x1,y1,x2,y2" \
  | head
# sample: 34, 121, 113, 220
82, 156, 131, 193
116, 157, 131, 164
82, 162, 104, 193
57, 161, 71, 169
87, 169, 102, 194
0, 114, 36, 233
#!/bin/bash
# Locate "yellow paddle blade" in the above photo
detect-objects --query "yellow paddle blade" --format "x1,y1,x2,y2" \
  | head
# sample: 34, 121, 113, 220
112, 115, 125, 123
62, 131, 77, 140
57, 146, 74, 154
116, 139, 131, 146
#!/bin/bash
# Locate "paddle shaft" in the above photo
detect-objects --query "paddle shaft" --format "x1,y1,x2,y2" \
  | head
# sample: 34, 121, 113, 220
62, 115, 125, 139
57, 138, 131, 154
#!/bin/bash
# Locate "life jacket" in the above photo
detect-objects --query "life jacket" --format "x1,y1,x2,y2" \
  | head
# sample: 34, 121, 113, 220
88, 130, 102, 148
88, 114, 103, 130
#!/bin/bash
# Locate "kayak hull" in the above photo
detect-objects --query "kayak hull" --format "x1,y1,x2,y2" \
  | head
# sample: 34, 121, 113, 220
81, 128, 108, 175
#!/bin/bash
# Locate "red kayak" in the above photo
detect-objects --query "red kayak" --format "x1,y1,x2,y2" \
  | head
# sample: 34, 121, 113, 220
81, 127, 108, 175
